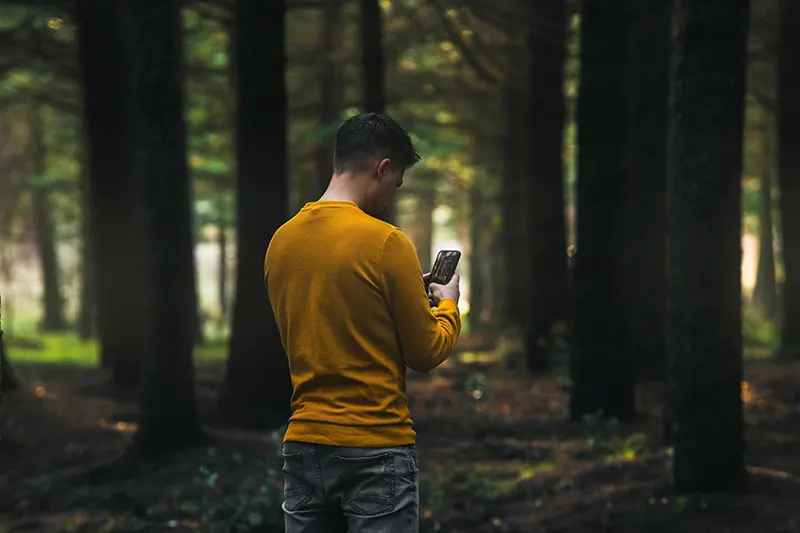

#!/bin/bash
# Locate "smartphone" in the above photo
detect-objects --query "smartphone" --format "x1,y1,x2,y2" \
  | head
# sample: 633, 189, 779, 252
429, 250, 461, 285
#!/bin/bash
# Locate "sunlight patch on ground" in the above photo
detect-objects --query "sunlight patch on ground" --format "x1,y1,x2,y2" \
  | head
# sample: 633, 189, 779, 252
456, 350, 503, 365
746, 466, 800, 484
97, 418, 137, 433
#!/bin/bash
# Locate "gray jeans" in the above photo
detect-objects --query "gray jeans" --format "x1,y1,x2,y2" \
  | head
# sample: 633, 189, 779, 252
281, 441, 420, 533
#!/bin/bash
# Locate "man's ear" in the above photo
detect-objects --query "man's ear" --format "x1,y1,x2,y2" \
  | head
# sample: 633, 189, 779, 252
376, 158, 392, 177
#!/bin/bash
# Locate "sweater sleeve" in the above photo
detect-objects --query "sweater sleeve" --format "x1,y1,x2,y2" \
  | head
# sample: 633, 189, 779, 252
380, 229, 462, 372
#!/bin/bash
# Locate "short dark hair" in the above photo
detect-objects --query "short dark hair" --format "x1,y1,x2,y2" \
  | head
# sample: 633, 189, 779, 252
333, 112, 421, 174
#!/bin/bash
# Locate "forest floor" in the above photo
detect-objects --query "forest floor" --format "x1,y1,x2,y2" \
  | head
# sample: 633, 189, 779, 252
1, 339, 800, 533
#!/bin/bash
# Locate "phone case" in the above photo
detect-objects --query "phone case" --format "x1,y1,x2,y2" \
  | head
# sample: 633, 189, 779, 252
430, 250, 461, 285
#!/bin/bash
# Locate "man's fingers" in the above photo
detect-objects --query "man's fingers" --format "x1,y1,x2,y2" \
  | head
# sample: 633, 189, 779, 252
422, 272, 431, 281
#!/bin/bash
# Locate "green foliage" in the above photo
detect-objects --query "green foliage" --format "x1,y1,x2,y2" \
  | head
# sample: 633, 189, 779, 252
5, 333, 226, 367
742, 303, 778, 348
579, 412, 650, 462
196, 463, 284, 532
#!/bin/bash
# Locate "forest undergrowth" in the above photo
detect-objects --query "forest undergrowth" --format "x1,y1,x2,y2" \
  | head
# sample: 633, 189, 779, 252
1, 341, 799, 533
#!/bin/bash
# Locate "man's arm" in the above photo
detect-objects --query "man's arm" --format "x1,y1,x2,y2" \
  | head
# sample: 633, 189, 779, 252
381, 229, 461, 372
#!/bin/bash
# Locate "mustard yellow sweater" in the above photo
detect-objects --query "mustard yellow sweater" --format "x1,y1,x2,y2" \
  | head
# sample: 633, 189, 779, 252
264, 201, 462, 447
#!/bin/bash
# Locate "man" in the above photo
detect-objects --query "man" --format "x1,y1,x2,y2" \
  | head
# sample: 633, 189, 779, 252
264, 112, 462, 532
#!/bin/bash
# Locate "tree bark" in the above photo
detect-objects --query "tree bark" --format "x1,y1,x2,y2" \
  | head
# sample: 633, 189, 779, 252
219, 0, 293, 429
75, 0, 146, 386
29, 106, 67, 332
666, 0, 748, 493
0, 295, 19, 395
499, 39, 529, 330
127, 0, 205, 453
217, 222, 228, 322
405, 175, 436, 272
753, 115, 778, 320
359, 0, 394, 223
525, 0, 570, 374
569, 0, 635, 421
360, 0, 386, 115
777, 0, 800, 358
626, 0, 671, 381
316, 0, 342, 196
468, 182, 489, 331
77, 129, 96, 340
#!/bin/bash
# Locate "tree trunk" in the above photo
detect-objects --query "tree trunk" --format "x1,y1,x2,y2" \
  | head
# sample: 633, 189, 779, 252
0, 295, 19, 395
626, 0, 671, 381
316, 1, 342, 196
753, 116, 778, 320
359, 0, 393, 223
468, 182, 488, 331
359, 0, 385, 115
666, 0, 748, 493
406, 177, 436, 272
29, 107, 67, 332
77, 130, 96, 341
75, 0, 146, 386
193, 271, 205, 347
525, 0, 570, 374
777, 0, 800, 358
569, 0, 635, 421
499, 40, 529, 330
219, 0, 293, 429
217, 222, 228, 322
127, 0, 204, 453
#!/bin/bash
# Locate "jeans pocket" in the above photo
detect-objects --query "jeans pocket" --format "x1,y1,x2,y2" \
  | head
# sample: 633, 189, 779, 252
409, 448, 419, 472
282, 452, 312, 512
334, 452, 396, 516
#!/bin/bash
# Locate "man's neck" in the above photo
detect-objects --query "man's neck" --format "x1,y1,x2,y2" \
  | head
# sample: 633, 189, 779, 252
319, 172, 369, 211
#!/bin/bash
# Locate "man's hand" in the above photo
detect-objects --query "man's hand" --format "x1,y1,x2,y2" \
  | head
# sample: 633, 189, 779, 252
423, 272, 460, 307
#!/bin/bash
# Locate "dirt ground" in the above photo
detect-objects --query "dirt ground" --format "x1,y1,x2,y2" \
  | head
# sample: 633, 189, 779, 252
1, 356, 799, 533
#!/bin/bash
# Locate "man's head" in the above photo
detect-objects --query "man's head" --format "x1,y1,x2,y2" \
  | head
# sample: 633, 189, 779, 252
331, 112, 420, 216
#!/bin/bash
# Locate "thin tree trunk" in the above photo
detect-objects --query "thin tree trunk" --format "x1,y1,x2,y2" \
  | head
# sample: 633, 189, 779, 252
77, 129, 96, 340
416, 194, 434, 272
316, 0, 341, 196
525, 0, 570, 374
193, 270, 204, 346
666, 0, 748, 493
468, 183, 487, 331
406, 177, 435, 272
128, 0, 204, 453
75, 0, 146, 386
29, 107, 67, 332
753, 116, 778, 320
217, 222, 228, 322
777, 0, 800, 358
0, 295, 19, 395
360, 0, 385, 114
626, 0, 671, 381
500, 40, 529, 330
219, 0, 292, 429
569, 0, 635, 421
359, 0, 393, 223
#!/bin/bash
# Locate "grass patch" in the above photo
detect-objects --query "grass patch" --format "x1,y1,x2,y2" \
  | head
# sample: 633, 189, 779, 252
6, 333, 98, 366
5, 333, 227, 367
